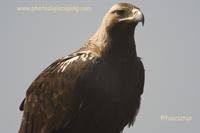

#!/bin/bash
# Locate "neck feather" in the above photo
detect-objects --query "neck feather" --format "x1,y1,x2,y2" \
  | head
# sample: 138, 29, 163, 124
86, 24, 137, 58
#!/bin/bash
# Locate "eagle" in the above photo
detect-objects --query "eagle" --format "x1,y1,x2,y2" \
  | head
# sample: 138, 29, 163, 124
18, 3, 145, 133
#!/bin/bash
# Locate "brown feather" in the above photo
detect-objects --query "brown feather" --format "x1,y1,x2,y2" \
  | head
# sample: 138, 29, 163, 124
18, 3, 145, 133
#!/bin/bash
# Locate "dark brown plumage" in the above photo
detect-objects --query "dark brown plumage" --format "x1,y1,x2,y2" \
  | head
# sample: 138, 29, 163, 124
18, 3, 145, 133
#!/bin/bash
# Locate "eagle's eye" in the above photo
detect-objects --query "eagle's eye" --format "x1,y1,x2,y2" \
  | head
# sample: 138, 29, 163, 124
115, 9, 127, 16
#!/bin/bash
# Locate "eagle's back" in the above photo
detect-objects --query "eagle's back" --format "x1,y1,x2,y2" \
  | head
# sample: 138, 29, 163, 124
18, 50, 98, 133
18, 47, 144, 133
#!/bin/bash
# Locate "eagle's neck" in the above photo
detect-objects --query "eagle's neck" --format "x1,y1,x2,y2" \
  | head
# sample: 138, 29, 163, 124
86, 24, 137, 61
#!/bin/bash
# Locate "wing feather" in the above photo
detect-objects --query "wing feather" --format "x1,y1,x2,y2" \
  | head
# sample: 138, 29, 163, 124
18, 51, 96, 133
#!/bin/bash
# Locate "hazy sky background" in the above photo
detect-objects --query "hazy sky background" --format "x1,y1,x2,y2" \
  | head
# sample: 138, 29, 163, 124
0, 0, 199, 132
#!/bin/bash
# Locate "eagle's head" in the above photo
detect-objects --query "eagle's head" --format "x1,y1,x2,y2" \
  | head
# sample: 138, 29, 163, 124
88, 3, 144, 53
101, 3, 144, 35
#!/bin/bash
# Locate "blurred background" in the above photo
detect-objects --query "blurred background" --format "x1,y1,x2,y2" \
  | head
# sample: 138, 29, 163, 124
0, 0, 199, 132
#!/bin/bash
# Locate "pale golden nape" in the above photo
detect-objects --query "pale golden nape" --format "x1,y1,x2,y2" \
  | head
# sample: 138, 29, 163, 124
88, 3, 144, 56
101, 3, 144, 30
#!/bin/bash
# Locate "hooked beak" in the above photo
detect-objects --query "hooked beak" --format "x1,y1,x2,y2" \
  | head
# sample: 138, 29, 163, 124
119, 8, 145, 26
131, 8, 145, 26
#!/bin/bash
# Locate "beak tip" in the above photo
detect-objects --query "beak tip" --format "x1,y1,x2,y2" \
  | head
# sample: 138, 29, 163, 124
141, 13, 145, 26
142, 20, 144, 26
